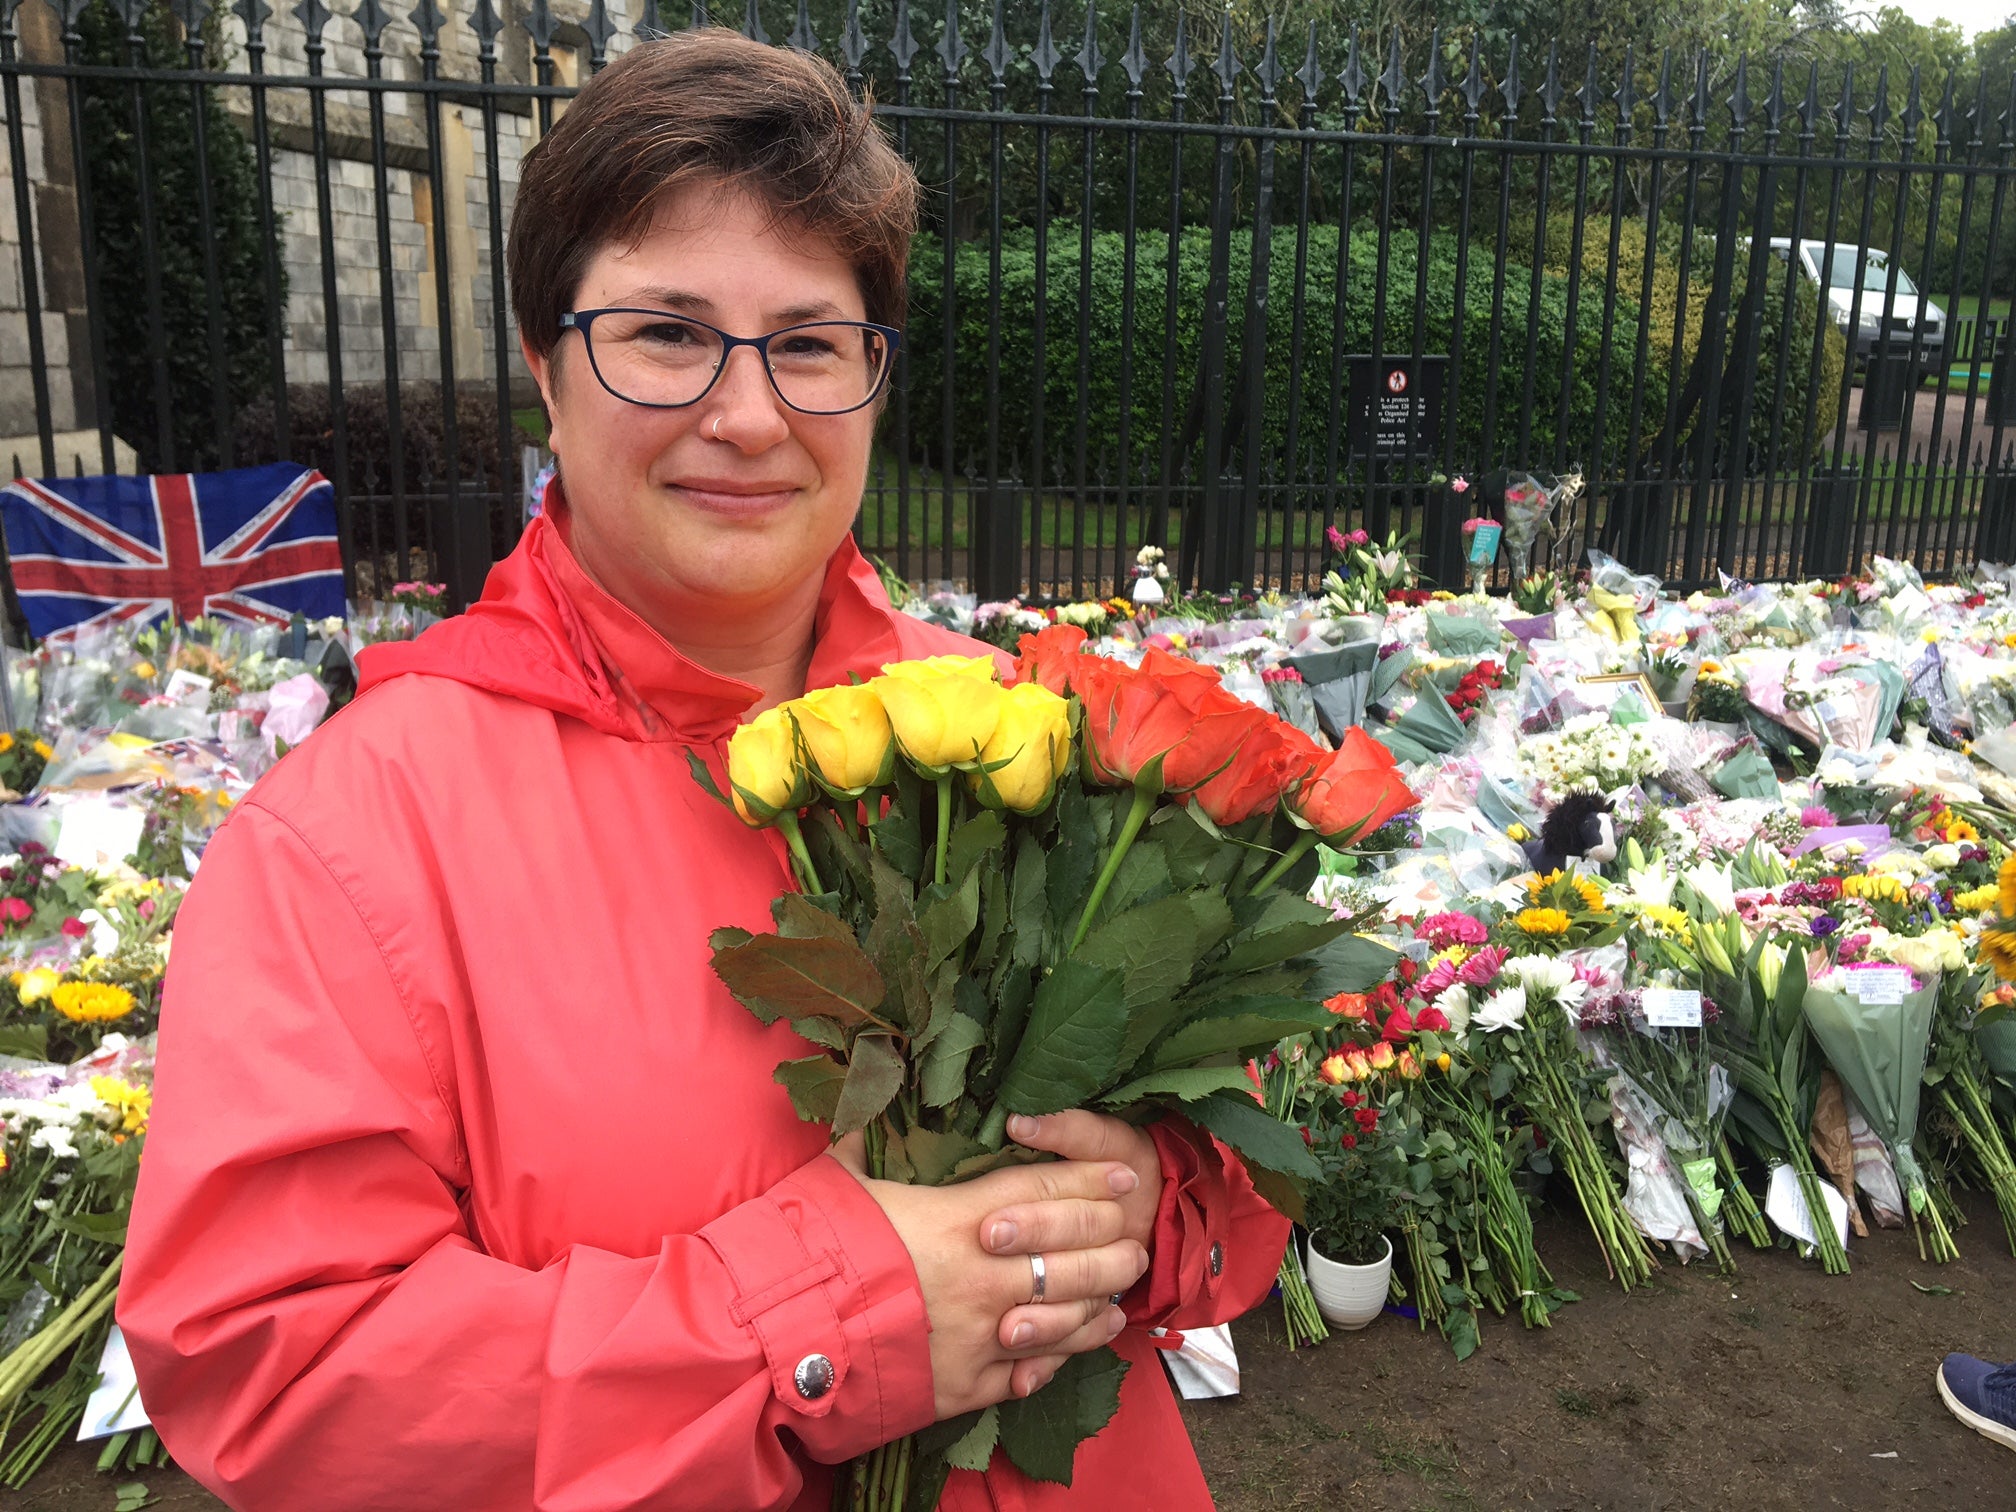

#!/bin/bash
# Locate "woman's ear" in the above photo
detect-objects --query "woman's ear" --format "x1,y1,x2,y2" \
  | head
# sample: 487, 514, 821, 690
522, 335, 563, 459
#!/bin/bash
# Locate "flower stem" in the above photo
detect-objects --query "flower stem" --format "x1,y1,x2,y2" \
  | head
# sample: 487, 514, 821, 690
776, 811, 824, 895
934, 775, 953, 887
1247, 829, 1321, 898
1069, 783, 1159, 953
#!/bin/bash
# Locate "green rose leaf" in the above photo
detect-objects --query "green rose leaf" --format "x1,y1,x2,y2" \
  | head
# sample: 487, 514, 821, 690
771, 893, 854, 943
711, 931, 887, 1028
1142, 996, 1337, 1072
773, 1055, 848, 1124
921, 1011, 988, 1108
1097, 1065, 1257, 1108
1183, 1091, 1322, 1182
944, 1403, 1000, 1473
994, 960, 1128, 1115
832, 1032, 906, 1138
995, 1345, 1130, 1486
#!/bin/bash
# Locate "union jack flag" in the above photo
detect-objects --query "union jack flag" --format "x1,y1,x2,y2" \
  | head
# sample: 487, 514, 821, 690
0, 463, 345, 641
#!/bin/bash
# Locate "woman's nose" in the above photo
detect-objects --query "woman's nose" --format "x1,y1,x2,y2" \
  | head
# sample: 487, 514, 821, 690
705, 342, 792, 449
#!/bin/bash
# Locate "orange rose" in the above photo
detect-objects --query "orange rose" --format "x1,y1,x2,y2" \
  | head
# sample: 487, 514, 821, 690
1074, 656, 1271, 795
1013, 624, 1091, 696
1190, 720, 1324, 827
1287, 727, 1419, 843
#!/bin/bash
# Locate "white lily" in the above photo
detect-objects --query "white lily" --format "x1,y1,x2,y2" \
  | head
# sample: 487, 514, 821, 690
1682, 862, 1736, 917
1623, 855, 1676, 909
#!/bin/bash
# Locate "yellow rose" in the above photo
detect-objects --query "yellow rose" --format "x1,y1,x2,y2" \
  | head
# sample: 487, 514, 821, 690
970, 682, 1071, 813
787, 683, 895, 795
725, 707, 809, 825
873, 656, 1005, 772
13, 966, 58, 1004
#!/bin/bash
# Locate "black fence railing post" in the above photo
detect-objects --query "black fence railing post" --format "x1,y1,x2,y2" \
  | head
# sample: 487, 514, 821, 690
8, 21, 2016, 601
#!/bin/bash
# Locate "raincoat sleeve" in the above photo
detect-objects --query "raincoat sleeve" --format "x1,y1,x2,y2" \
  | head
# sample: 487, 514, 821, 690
1122, 1119, 1290, 1332
118, 801, 935, 1512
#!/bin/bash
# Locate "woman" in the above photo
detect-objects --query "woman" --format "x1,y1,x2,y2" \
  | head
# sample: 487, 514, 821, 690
119, 30, 1284, 1511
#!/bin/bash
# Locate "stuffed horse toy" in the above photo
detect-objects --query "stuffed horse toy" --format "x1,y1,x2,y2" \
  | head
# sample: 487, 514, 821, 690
1521, 792, 1619, 876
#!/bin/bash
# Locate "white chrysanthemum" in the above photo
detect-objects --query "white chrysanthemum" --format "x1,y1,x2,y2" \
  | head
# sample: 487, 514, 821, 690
1435, 984, 1472, 1033
1474, 986, 1528, 1032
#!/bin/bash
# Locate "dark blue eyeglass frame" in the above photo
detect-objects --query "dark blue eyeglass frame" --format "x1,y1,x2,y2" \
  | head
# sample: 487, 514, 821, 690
558, 309, 904, 416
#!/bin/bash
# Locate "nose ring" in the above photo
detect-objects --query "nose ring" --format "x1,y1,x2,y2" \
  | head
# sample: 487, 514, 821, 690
712, 415, 724, 442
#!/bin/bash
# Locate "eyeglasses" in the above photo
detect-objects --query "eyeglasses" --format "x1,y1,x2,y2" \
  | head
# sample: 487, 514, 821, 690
559, 309, 902, 416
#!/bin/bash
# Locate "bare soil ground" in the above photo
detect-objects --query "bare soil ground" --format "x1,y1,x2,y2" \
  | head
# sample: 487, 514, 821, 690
1182, 1193, 2016, 1512
12, 1194, 2016, 1511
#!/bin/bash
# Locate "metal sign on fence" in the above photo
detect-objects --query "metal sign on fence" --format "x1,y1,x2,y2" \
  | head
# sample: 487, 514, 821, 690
1346, 357, 1449, 462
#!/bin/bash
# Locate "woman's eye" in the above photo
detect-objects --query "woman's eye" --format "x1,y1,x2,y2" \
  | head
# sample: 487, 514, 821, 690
639, 323, 697, 346
776, 336, 839, 358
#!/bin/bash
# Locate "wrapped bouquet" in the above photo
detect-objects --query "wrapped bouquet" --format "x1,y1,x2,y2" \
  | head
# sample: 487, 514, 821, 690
690, 629, 1415, 1506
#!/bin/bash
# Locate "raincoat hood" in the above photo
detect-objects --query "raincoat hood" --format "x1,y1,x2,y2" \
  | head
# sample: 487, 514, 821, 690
357, 500, 920, 745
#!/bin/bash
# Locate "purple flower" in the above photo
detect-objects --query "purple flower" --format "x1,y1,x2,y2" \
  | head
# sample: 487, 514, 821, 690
1811, 915, 1840, 937
1700, 994, 1722, 1026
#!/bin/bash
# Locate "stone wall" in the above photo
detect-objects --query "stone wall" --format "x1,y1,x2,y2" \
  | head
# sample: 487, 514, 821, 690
0, 0, 651, 464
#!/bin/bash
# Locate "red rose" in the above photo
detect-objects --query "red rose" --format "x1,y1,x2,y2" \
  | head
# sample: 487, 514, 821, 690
1075, 656, 1272, 795
1341, 1089, 1361, 1108
1381, 1006, 1414, 1043
1353, 1107, 1379, 1131
1286, 726, 1419, 843
1340, 1133, 1358, 1149
1414, 1005, 1451, 1033
0, 898, 28, 924
1013, 624, 1090, 695
60, 917, 88, 939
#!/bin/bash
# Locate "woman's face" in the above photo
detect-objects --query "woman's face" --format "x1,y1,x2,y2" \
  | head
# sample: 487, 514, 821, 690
525, 183, 879, 628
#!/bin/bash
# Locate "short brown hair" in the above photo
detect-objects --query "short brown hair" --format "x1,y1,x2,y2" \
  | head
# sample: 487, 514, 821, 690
509, 30, 918, 358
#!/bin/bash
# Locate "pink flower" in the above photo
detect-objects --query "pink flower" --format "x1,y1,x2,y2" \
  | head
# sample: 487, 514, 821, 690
1325, 526, 1349, 554
60, 917, 87, 939
1458, 945, 1508, 987
0, 898, 28, 924
1451, 476, 1471, 493
1800, 807, 1833, 827
1837, 932, 1871, 964
1418, 911, 1489, 948
1461, 517, 1483, 535
1414, 958, 1461, 1001
138, 898, 156, 920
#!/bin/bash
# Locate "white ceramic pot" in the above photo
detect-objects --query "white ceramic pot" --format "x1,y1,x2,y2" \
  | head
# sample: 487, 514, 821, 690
1304, 1232, 1393, 1330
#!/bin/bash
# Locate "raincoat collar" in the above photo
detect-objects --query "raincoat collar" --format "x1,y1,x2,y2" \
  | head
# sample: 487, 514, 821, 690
355, 484, 909, 747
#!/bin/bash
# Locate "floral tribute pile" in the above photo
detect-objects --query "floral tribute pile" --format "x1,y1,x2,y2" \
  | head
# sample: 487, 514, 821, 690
895, 538, 2016, 1365
0, 602, 426, 1483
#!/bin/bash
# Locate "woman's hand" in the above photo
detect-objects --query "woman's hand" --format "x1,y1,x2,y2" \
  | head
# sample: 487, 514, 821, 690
829, 1133, 1150, 1418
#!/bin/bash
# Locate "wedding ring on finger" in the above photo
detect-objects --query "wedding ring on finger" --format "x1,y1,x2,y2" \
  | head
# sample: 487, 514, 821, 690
1027, 1251, 1047, 1305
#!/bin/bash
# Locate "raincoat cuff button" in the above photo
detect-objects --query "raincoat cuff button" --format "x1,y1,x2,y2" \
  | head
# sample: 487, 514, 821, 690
793, 1353, 836, 1401
1208, 1241, 1224, 1279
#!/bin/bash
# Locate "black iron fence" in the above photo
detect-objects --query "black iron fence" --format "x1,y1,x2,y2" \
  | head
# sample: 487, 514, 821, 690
6, 0, 2016, 608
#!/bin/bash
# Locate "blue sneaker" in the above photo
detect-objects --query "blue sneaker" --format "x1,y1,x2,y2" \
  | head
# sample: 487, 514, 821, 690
1938, 1354, 2016, 1453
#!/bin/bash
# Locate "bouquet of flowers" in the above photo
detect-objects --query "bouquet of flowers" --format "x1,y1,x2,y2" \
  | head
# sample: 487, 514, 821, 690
1464, 953, 1658, 1289
1803, 962, 1954, 1261
691, 630, 1415, 1505
1517, 713, 1666, 799
1512, 571, 1563, 617
1323, 527, 1417, 619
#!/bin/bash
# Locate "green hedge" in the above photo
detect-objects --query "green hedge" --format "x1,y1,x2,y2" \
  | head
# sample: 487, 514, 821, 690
902, 224, 1671, 483
902, 221, 1842, 483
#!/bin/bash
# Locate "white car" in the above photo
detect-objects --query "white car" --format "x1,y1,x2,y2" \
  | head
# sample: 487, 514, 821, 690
1768, 237, 1946, 364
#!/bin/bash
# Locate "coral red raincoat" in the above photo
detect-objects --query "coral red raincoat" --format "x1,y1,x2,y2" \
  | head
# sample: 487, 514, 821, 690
120, 506, 1287, 1511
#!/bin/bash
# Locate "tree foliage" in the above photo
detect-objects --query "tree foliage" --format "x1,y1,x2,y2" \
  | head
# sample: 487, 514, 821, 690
78, 0, 278, 472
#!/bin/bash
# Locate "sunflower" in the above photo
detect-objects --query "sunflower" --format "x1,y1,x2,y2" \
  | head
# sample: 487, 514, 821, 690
1514, 907, 1572, 936
1980, 927, 2016, 982
50, 982, 136, 1023
1571, 876, 1609, 914
1525, 870, 1565, 899
2000, 854, 2016, 917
